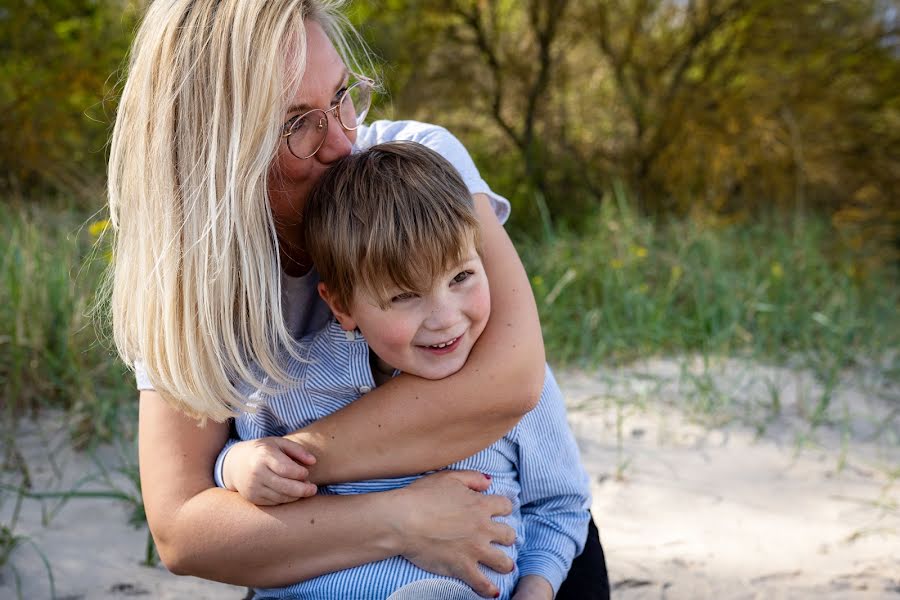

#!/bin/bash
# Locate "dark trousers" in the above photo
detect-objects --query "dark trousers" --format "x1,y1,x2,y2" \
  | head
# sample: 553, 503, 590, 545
556, 513, 610, 600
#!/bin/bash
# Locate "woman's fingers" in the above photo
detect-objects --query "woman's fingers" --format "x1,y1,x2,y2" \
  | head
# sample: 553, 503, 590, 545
488, 520, 517, 548
458, 564, 501, 599
482, 493, 513, 518
393, 469, 516, 598
477, 542, 515, 576
439, 469, 493, 493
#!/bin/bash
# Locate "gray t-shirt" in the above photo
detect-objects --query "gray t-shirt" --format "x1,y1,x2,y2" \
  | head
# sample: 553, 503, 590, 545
135, 120, 510, 390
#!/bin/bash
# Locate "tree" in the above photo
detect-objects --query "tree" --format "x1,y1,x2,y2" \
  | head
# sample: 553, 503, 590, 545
0, 0, 140, 198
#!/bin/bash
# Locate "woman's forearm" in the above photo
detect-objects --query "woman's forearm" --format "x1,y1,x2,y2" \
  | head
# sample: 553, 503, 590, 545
289, 194, 545, 485
139, 392, 401, 585
140, 392, 511, 595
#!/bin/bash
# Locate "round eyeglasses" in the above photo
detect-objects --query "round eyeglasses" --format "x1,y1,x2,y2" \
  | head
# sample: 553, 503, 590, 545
282, 77, 374, 160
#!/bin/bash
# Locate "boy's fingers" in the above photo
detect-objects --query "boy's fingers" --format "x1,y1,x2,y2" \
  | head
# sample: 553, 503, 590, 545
275, 437, 317, 465
259, 486, 300, 505
267, 477, 317, 500
269, 456, 310, 482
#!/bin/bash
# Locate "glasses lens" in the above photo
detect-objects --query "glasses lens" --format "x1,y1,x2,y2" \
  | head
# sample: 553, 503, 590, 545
287, 111, 328, 159
339, 81, 372, 130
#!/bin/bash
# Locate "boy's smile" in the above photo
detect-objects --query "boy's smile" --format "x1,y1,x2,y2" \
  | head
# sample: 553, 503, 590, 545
322, 242, 491, 381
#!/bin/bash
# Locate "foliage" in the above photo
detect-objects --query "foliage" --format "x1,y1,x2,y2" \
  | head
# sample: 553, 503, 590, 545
354, 0, 899, 252
0, 202, 134, 446
519, 188, 900, 384
0, 0, 141, 198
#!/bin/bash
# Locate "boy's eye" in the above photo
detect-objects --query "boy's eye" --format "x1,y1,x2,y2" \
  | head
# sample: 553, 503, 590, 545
452, 270, 474, 284
391, 291, 417, 303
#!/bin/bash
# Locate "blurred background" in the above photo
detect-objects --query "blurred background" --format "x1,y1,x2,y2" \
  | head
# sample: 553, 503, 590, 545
3, 0, 896, 424
0, 0, 898, 591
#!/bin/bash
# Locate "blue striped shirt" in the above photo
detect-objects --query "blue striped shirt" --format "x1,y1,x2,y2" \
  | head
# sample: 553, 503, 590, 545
222, 320, 591, 599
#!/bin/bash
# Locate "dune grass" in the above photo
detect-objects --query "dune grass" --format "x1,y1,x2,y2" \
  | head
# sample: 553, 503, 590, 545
0, 202, 134, 449
518, 191, 898, 386
1, 196, 897, 441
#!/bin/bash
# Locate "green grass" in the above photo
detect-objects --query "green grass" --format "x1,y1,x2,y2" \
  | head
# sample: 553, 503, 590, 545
2, 195, 897, 443
517, 191, 899, 386
0, 202, 135, 448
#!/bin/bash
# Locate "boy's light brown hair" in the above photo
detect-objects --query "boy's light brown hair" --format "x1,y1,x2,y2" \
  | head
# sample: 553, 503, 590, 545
303, 141, 481, 311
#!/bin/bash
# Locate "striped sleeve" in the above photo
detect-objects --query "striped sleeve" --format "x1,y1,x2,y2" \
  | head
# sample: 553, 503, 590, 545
514, 365, 592, 593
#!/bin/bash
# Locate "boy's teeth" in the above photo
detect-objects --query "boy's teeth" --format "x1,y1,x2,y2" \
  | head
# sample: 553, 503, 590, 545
428, 337, 458, 349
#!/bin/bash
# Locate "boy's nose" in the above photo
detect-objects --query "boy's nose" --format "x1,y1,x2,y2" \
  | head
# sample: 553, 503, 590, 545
424, 302, 459, 331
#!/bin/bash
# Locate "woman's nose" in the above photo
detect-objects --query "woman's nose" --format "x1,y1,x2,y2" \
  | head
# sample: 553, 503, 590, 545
315, 111, 354, 163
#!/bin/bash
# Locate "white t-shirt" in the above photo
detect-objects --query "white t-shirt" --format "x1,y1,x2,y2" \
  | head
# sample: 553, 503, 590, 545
135, 120, 510, 390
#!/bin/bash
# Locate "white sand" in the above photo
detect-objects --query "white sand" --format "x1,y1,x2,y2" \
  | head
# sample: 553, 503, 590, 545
2, 357, 897, 599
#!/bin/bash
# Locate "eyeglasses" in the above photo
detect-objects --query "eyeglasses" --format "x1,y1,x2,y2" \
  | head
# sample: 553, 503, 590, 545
281, 77, 374, 160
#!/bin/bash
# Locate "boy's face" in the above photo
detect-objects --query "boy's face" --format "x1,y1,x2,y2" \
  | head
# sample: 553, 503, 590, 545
324, 239, 491, 380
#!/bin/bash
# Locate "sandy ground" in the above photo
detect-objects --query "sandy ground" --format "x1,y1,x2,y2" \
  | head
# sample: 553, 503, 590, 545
1, 357, 898, 599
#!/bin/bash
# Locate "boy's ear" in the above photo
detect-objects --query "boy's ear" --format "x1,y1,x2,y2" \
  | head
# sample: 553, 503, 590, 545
318, 282, 357, 331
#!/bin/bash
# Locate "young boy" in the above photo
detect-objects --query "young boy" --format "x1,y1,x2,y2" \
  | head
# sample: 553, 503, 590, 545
216, 142, 591, 600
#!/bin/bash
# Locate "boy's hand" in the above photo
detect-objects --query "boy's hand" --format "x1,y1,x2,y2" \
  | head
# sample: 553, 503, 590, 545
222, 437, 317, 505
511, 575, 553, 600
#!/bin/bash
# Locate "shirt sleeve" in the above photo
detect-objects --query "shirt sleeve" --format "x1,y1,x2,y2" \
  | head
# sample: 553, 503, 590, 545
356, 120, 511, 224
133, 359, 153, 390
514, 365, 592, 593
213, 438, 241, 489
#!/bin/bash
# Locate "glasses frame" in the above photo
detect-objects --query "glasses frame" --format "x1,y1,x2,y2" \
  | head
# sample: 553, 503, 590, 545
281, 76, 374, 160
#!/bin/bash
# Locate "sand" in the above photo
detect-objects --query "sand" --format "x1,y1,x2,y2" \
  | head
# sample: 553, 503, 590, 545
1, 357, 897, 599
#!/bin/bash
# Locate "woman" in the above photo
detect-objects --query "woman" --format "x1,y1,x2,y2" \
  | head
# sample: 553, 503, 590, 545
108, 1, 607, 598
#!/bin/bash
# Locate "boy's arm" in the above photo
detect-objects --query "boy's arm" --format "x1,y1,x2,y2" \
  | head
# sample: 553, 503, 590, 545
515, 367, 592, 595
512, 575, 553, 600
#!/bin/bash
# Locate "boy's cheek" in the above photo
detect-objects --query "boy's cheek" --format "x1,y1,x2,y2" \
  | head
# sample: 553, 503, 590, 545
374, 323, 418, 351
473, 285, 492, 326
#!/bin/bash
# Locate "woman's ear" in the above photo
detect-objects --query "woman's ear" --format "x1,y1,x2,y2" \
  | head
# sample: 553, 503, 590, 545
318, 282, 357, 331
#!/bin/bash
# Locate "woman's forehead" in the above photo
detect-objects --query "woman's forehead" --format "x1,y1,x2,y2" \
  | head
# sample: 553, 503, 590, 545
286, 20, 347, 112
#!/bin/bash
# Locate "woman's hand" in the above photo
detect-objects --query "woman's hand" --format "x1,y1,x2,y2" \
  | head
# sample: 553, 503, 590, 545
222, 437, 318, 505
391, 470, 516, 599
511, 575, 553, 600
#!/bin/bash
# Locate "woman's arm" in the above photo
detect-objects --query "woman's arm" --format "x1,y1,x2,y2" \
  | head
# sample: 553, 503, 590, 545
287, 193, 545, 484
139, 392, 514, 596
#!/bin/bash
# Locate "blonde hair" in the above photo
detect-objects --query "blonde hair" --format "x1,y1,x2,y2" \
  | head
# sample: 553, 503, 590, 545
304, 141, 482, 312
108, 0, 371, 421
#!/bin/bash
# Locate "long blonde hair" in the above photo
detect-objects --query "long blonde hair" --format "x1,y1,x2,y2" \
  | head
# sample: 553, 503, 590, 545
108, 0, 370, 421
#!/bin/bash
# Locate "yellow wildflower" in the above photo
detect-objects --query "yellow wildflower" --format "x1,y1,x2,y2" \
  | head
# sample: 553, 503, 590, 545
770, 262, 784, 279
89, 219, 110, 238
